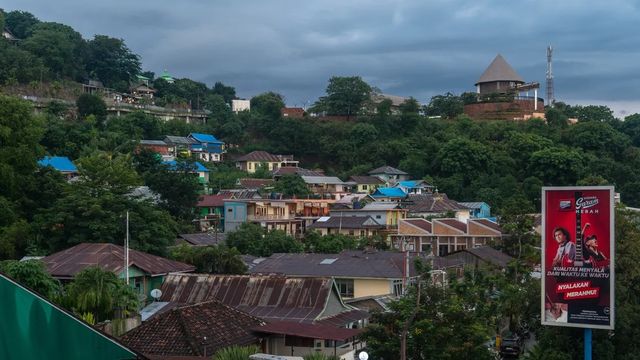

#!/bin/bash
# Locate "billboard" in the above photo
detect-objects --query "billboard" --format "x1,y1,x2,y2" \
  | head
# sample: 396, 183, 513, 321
541, 186, 615, 329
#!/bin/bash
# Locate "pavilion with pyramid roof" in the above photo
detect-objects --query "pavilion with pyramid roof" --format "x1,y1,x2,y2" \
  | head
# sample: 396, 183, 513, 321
464, 54, 544, 120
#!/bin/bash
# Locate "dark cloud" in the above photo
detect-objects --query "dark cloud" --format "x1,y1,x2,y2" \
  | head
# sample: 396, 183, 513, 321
4, 0, 640, 111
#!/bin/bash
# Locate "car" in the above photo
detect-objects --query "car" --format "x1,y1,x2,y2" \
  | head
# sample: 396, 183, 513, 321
500, 333, 524, 357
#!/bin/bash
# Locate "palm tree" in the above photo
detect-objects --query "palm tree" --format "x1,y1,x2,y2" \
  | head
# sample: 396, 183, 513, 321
64, 266, 138, 322
213, 345, 259, 360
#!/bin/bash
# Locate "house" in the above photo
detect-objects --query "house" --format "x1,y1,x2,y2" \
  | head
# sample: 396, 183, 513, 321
0, 273, 143, 360
348, 176, 384, 194
281, 107, 305, 118
224, 199, 303, 237
395, 180, 434, 195
2, 27, 20, 42
195, 194, 225, 232
163, 135, 196, 157
163, 160, 210, 184
236, 151, 299, 173
401, 193, 470, 221
159, 274, 368, 359
390, 218, 503, 256
232, 99, 251, 113
217, 189, 262, 200
368, 165, 409, 185
371, 93, 411, 114
301, 176, 348, 199
306, 216, 385, 237
129, 83, 156, 102
121, 300, 264, 359
292, 198, 334, 231
459, 201, 492, 219
38, 156, 79, 179
176, 232, 227, 247
249, 250, 424, 299
336, 202, 408, 230
464, 54, 544, 120
138, 140, 171, 157
370, 187, 408, 202
188, 133, 225, 162
331, 194, 372, 210
41, 243, 195, 300
158, 69, 175, 84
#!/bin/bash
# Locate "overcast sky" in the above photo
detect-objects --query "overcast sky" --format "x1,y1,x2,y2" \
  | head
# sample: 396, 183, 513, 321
4, 0, 640, 116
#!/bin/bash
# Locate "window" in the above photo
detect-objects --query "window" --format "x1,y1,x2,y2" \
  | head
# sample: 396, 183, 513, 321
392, 279, 403, 296
360, 230, 365, 237
349, 230, 354, 236
227, 208, 233, 213
421, 243, 432, 254
439, 244, 449, 256
335, 279, 354, 298
325, 339, 347, 348
362, 185, 368, 190
376, 215, 382, 219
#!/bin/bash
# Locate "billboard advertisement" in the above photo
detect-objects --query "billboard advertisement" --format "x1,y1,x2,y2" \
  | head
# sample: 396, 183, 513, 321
541, 186, 615, 329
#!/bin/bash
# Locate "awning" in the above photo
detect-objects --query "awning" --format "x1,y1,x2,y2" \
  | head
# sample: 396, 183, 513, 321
251, 321, 361, 341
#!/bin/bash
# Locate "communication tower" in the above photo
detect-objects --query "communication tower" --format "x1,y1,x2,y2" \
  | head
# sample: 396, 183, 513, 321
546, 46, 555, 106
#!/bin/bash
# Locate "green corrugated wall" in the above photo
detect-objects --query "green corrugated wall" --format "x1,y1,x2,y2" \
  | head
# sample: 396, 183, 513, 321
0, 274, 138, 360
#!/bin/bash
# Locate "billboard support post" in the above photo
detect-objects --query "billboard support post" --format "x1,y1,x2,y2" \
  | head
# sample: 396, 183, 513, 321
584, 328, 592, 360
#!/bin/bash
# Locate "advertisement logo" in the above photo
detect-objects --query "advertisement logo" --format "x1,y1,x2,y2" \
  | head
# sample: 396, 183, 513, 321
576, 196, 599, 210
559, 200, 572, 210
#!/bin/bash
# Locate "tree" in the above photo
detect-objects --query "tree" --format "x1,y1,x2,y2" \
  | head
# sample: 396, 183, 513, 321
225, 223, 303, 257
21, 22, 86, 79
527, 147, 585, 185
76, 93, 107, 124
211, 81, 237, 104
273, 174, 311, 198
63, 266, 139, 322
250, 92, 285, 120
0, 41, 48, 84
213, 345, 259, 360
313, 76, 372, 119
425, 92, 464, 119
4, 10, 40, 39
0, 260, 61, 299
169, 244, 247, 274
435, 137, 494, 180
570, 105, 616, 123
85, 35, 141, 91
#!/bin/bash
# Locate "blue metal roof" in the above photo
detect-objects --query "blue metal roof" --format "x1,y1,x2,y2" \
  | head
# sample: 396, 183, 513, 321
399, 180, 419, 188
189, 133, 223, 144
38, 156, 78, 173
163, 160, 209, 172
371, 187, 407, 198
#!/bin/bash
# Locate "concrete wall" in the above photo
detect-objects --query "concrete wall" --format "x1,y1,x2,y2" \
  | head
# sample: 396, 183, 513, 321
353, 278, 393, 298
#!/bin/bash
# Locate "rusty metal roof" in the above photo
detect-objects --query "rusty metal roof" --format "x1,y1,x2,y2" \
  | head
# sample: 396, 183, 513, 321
159, 274, 338, 323
435, 219, 468, 233
237, 178, 274, 189
196, 195, 225, 207
251, 321, 361, 341
471, 218, 503, 233
236, 151, 289, 162
177, 233, 227, 246
121, 300, 264, 358
42, 243, 195, 279
404, 218, 432, 233
402, 193, 468, 214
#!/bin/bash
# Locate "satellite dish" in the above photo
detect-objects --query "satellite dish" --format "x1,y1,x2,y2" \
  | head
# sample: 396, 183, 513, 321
150, 289, 162, 300
359, 351, 369, 360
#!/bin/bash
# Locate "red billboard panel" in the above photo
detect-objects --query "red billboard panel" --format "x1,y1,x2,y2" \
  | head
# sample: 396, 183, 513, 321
541, 186, 614, 329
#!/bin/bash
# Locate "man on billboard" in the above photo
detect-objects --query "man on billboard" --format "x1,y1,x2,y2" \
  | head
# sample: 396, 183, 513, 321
551, 226, 575, 268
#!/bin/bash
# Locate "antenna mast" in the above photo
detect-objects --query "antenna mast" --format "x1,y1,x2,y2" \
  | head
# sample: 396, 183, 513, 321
546, 46, 554, 106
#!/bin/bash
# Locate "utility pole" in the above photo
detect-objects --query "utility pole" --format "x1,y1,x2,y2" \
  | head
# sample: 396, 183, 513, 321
125, 211, 129, 285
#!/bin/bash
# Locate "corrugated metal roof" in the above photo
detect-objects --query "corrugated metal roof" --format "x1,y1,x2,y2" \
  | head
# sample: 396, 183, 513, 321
121, 300, 264, 358
404, 218, 432, 233
217, 189, 262, 199
476, 54, 524, 85
164, 136, 196, 145
252, 321, 361, 341
349, 176, 384, 185
38, 156, 78, 173
272, 166, 324, 177
139, 140, 168, 146
188, 133, 223, 144
159, 274, 338, 323
238, 178, 274, 189
177, 233, 227, 246
236, 151, 285, 162
42, 243, 195, 278
361, 202, 402, 211
307, 216, 384, 230
301, 176, 345, 185
250, 251, 421, 279
371, 187, 407, 198
435, 219, 467, 233
459, 202, 488, 209
402, 193, 468, 213
368, 166, 407, 175
163, 160, 209, 172
472, 218, 502, 233
453, 246, 514, 268
196, 195, 225, 207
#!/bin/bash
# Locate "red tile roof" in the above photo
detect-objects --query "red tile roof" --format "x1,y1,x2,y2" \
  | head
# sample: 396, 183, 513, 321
252, 321, 361, 341
42, 243, 195, 279
196, 195, 225, 207
121, 300, 264, 358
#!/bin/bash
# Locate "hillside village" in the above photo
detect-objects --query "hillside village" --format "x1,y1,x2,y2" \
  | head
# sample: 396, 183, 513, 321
2, 7, 640, 360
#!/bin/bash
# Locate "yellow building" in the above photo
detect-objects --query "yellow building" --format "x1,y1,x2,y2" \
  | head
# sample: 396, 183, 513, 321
235, 150, 298, 173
